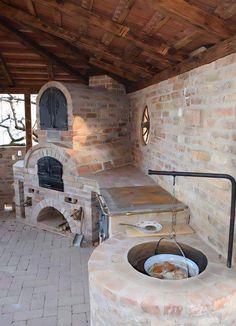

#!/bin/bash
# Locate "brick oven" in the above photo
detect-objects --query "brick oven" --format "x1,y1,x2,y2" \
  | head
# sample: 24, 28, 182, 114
13, 81, 131, 241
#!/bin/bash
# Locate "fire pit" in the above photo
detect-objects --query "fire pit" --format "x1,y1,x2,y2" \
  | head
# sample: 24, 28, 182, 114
89, 233, 236, 325
128, 240, 207, 280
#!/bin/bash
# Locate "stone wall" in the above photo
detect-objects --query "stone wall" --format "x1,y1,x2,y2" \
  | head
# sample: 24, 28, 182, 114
0, 146, 25, 211
129, 53, 236, 260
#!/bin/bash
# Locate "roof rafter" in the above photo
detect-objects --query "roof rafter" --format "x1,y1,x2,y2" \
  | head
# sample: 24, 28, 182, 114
0, 17, 87, 84
26, 28, 90, 69
26, 0, 37, 16
81, 0, 94, 10
0, 86, 40, 93
143, 13, 170, 36
122, 12, 171, 66
102, 0, 136, 46
0, 52, 14, 86
52, 10, 62, 26
33, 0, 184, 59
0, 2, 153, 79
214, 2, 236, 20
129, 32, 236, 92
146, 0, 234, 39
47, 63, 54, 81
34, 0, 129, 37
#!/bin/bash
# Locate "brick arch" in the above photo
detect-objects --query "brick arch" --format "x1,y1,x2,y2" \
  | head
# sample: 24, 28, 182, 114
33, 198, 77, 233
36, 81, 73, 130
24, 143, 77, 176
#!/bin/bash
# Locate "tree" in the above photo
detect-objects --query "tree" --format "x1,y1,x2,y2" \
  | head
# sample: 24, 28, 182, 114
0, 94, 38, 146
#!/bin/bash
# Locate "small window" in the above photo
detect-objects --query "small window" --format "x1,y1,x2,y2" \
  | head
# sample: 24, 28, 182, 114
141, 106, 150, 145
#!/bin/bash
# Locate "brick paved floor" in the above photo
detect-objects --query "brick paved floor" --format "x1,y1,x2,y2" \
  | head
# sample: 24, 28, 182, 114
0, 218, 93, 326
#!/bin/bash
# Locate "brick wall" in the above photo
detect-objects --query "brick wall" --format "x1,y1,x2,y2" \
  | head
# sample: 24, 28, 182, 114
129, 53, 236, 259
71, 84, 131, 174
89, 75, 126, 95
0, 146, 25, 211
37, 81, 131, 175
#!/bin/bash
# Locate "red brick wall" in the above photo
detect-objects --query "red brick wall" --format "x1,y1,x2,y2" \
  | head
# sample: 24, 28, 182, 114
129, 53, 236, 258
0, 146, 25, 211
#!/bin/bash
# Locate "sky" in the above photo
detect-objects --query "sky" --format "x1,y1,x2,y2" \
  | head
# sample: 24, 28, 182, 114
0, 94, 37, 146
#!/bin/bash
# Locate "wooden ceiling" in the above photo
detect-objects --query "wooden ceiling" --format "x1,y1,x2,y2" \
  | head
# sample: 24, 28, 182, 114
0, 0, 235, 93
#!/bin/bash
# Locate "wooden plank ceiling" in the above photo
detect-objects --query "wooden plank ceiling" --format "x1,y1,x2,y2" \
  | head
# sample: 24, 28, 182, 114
0, 0, 235, 93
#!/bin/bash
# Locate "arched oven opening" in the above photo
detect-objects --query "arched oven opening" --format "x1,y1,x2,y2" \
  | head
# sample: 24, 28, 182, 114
37, 206, 71, 235
37, 156, 64, 192
39, 87, 68, 130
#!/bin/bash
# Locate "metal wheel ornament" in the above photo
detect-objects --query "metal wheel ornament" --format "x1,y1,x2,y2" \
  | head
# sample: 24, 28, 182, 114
141, 106, 150, 145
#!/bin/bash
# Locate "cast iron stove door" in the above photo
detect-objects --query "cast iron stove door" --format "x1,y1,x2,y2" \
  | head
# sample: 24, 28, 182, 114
39, 87, 68, 130
37, 156, 64, 192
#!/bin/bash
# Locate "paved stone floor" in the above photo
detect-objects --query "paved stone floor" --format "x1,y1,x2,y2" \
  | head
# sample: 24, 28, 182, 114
0, 218, 93, 326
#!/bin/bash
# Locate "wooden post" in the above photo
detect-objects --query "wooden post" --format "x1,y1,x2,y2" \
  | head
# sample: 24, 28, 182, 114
24, 93, 32, 152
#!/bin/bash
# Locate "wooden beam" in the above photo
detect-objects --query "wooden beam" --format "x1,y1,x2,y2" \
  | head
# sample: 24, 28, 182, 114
0, 86, 40, 93
81, 0, 93, 10
32, 0, 181, 59
26, 28, 89, 68
147, 0, 234, 39
0, 52, 14, 86
143, 13, 170, 36
47, 64, 54, 80
0, 0, 186, 84
113, 0, 136, 23
0, 17, 87, 84
102, 0, 135, 46
215, 2, 236, 20
52, 10, 62, 26
122, 13, 170, 64
26, 0, 37, 16
173, 30, 200, 50
35, 0, 129, 37
128, 34, 236, 92
0, 2, 153, 76
24, 93, 32, 152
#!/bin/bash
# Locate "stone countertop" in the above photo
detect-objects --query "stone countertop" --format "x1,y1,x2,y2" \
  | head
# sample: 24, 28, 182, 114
84, 165, 156, 188
85, 164, 187, 215
100, 185, 187, 215
88, 232, 236, 322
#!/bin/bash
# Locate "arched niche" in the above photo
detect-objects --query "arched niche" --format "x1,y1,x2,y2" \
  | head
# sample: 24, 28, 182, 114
39, 87, 68, 130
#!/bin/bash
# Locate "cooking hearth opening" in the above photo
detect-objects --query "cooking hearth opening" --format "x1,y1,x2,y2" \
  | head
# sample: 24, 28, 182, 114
37, 206, 71, 234
37, 156, 64, 192
128, 241, 208, 280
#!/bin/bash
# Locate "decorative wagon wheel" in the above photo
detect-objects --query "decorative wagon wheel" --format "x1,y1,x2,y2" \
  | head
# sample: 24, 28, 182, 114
141, 106, 150, 145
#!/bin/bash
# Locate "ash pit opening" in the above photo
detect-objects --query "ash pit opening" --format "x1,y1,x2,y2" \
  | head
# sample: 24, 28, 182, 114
128, 241, 208, 279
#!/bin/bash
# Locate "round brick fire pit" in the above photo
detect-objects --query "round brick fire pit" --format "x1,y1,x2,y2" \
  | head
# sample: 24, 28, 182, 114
89, 233, 236, 325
